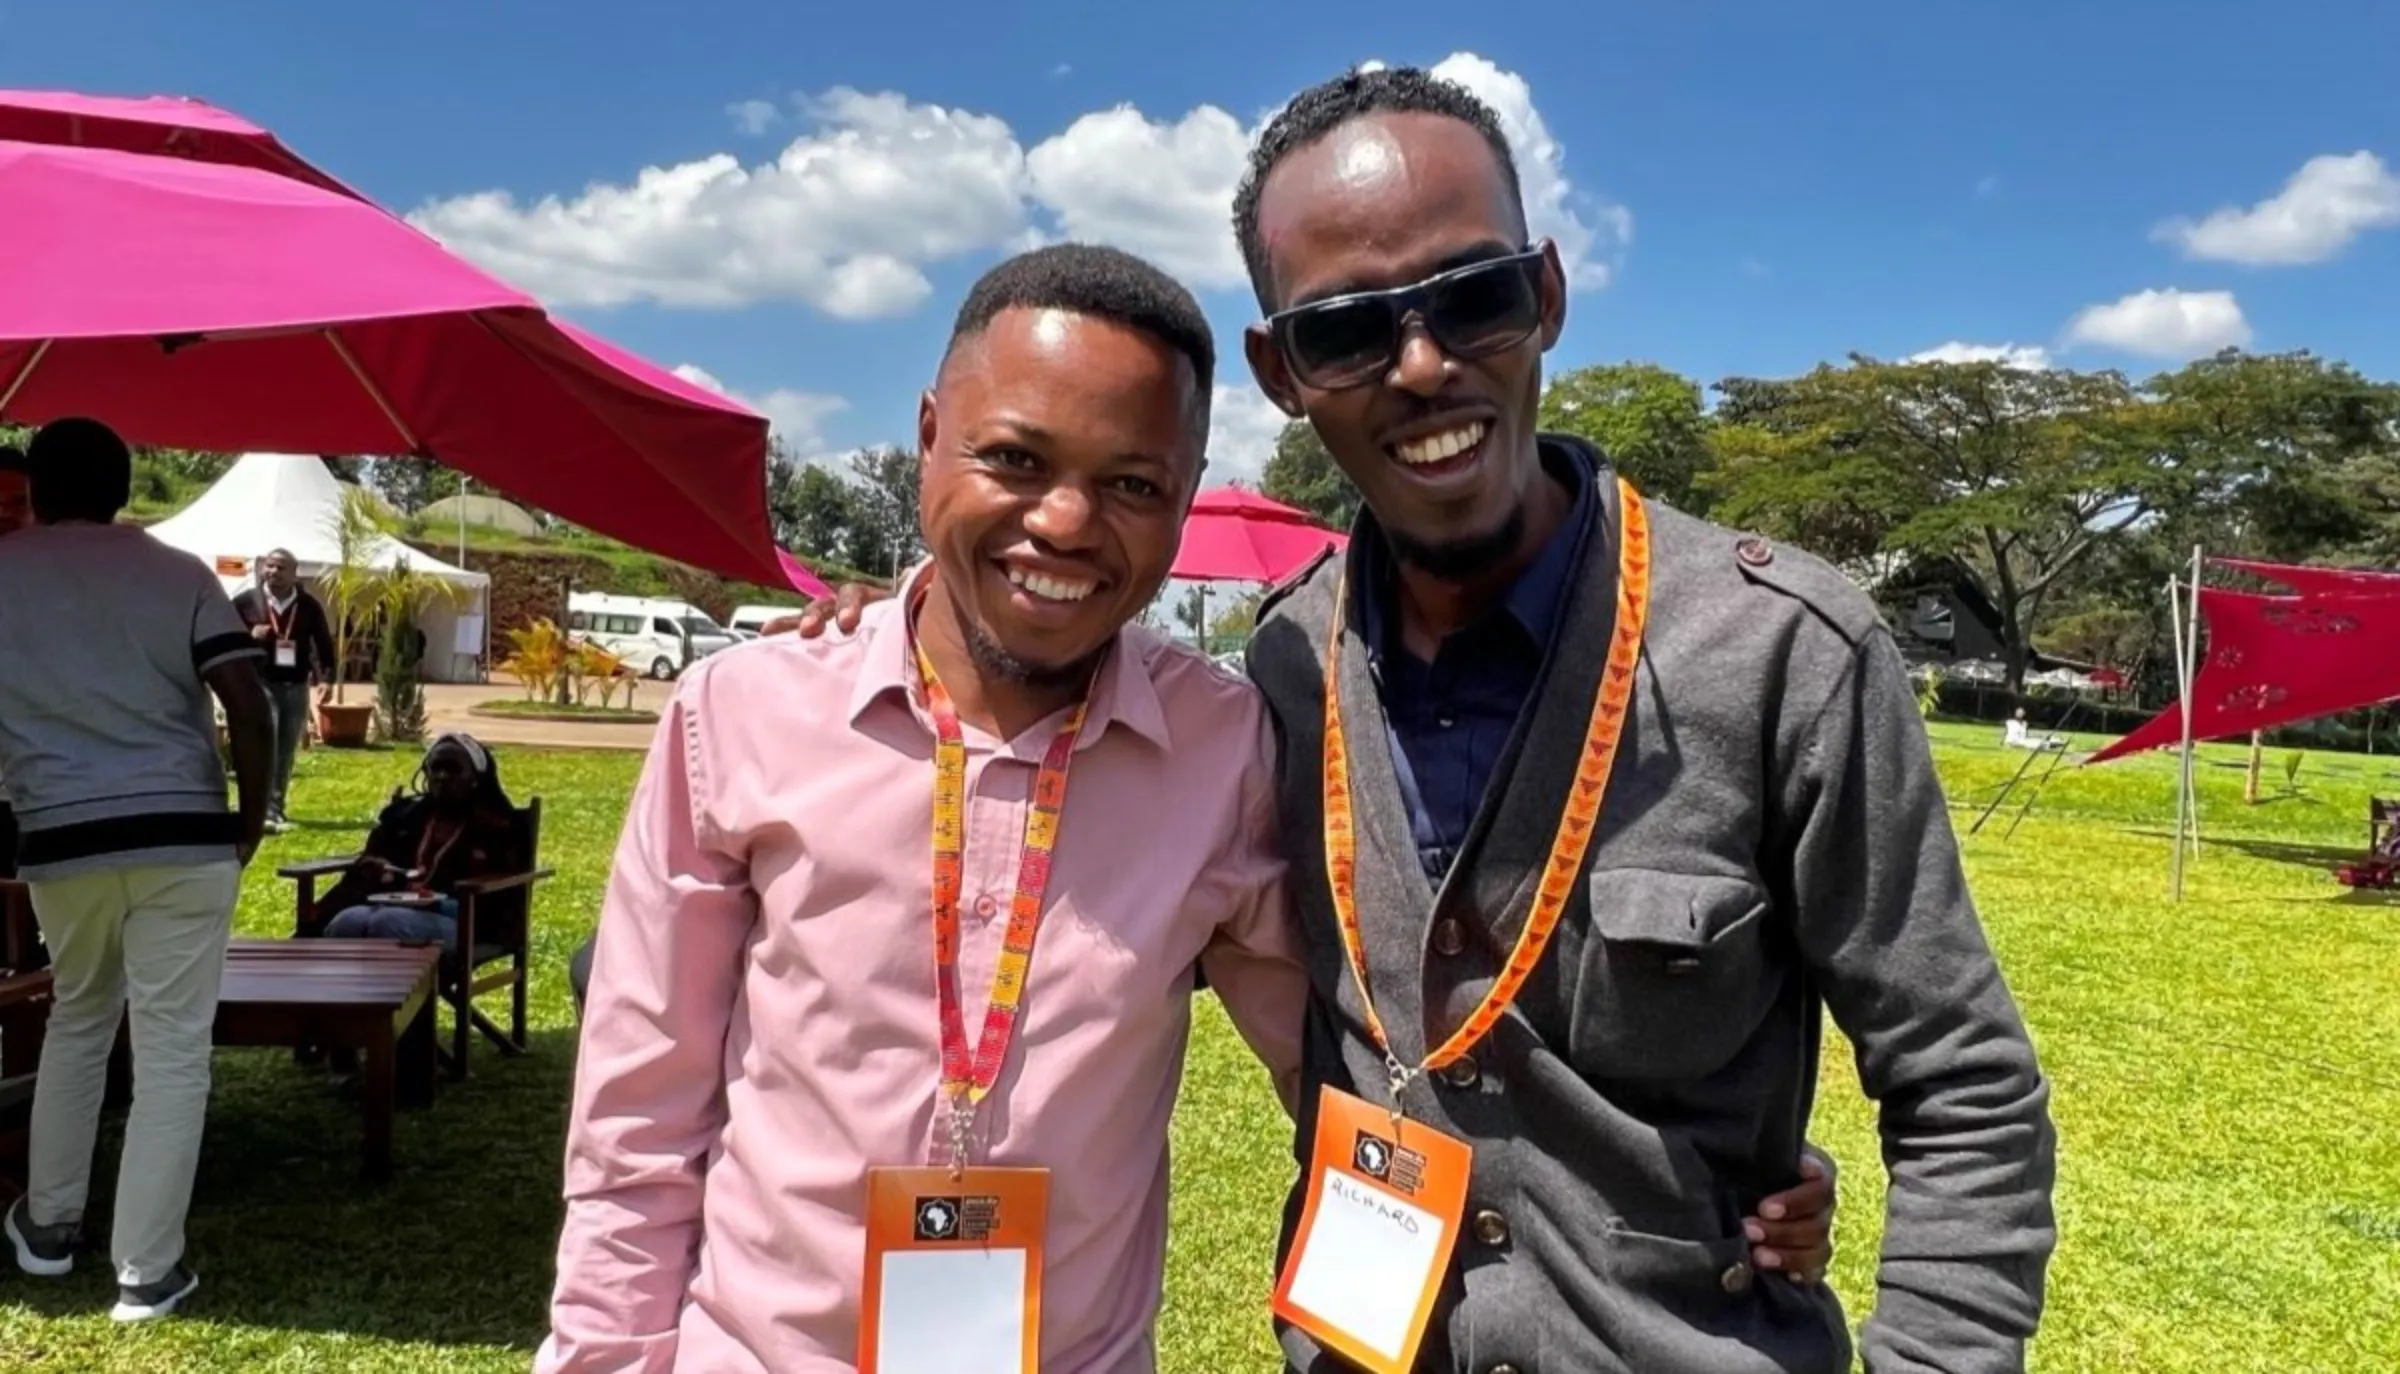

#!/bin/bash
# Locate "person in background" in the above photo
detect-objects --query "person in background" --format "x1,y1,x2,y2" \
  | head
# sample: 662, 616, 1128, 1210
0, 445, 30, 886
314, 733, 523, 956
230, 547, 335, 833
0, 417, 273, 1323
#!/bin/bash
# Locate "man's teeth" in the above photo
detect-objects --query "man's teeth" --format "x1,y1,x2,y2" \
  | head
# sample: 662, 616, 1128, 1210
1006, 569, 1097, 603
1394, 421, 1489, 466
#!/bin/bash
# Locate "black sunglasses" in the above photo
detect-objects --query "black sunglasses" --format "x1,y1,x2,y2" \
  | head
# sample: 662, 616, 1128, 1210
1266, 245, 1550, 392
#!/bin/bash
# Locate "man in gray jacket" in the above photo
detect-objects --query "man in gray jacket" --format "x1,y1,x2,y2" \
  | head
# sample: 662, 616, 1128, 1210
1234, 67, 2056, 1372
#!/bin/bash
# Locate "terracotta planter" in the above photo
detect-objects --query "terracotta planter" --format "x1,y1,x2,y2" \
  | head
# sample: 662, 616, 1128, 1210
315, 700, 375, 748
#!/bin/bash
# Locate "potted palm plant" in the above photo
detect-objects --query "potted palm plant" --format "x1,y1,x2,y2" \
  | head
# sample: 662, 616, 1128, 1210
317, 485, 453, 747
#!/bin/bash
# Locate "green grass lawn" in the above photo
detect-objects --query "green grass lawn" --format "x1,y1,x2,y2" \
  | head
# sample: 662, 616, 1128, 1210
2, 723, 2396, 1371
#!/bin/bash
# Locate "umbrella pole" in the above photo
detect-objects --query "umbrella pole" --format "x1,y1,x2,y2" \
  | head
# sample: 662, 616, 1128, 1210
2168, 573, 2191, 902
0, 339, 53, 416
323, 330, 424, 454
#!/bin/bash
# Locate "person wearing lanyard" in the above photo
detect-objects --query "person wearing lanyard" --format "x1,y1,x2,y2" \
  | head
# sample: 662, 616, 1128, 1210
740, 233, 1848, 1366
545, 245, 1317, 1373
1229, 69, 2058, 1373
230, 547, 335, 833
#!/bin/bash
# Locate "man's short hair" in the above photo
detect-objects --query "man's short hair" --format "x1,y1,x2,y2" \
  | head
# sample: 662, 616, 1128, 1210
1232, 66, 1527, 313
26, 417, 133, 523
946, 243, 1217, 416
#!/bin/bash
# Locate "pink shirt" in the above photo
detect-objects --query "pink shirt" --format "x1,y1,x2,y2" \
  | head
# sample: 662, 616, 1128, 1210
540, 586, 1306, 1374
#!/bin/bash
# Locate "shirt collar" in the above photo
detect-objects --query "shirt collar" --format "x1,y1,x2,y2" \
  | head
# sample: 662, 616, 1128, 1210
845, 560, 1173, 753
1358, 436, 1598, 657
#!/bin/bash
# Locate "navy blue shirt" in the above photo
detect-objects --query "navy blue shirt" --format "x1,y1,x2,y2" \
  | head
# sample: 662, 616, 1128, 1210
1357, 440, 1599, 879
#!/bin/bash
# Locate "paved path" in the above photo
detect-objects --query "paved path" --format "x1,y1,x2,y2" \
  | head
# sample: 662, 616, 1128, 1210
332, 681, 670, 752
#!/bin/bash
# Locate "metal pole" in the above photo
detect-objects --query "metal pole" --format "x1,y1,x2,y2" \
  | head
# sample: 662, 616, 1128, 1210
2168, 573, 2191, 901
2184, 545, 2204, 858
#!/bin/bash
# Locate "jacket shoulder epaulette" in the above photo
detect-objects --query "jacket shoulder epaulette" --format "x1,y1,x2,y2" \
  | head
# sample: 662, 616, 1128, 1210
1718, 527, 1886, 648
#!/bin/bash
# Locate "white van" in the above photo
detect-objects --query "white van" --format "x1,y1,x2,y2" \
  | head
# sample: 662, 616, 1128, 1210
726, 604, 804, 638
567, 593, 740, 680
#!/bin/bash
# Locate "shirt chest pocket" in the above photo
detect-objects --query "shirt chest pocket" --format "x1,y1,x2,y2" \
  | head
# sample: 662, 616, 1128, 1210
1566, 868, 1774, 1082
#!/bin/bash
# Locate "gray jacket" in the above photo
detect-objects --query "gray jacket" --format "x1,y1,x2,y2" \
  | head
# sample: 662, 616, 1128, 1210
1245, 468, 2057, 1373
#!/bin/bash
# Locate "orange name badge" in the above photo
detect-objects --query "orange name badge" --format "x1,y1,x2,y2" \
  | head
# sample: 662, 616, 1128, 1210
858, 1165, 1049, 1374
1272, 1086, 1472, 1374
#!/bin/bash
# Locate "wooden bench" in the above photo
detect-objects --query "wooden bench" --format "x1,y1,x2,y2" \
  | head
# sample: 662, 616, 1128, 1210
214, 939, 442, 1179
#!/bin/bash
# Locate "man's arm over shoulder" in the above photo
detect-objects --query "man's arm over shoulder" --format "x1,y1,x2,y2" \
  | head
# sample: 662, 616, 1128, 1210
540, 682, 757, 1374
1779, 619, 2057, 1372
1194, 702, 1307, 1116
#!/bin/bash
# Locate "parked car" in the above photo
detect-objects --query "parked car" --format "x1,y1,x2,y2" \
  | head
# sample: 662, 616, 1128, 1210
567, 593, 739, 680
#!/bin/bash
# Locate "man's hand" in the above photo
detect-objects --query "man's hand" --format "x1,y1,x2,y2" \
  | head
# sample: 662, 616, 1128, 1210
250, 622, 275, 641
761, 582, 891, 639
1745, 1147, 1837, 1283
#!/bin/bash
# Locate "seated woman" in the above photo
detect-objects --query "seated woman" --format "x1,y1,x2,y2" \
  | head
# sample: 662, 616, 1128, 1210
316, 734, 524, 956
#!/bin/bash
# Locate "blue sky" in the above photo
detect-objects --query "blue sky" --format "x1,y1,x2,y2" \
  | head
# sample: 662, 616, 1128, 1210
9, 0, 2400, 481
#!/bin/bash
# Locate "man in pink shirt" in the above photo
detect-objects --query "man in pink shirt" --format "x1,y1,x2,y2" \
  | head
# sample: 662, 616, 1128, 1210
547, 244, 1834, 1373
545, 246, 1310, 1373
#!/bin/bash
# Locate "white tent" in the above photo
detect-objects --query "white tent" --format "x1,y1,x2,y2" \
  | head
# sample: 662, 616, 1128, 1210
148, 453, 491, 684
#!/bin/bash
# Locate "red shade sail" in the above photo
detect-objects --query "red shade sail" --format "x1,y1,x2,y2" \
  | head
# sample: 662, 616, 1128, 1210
1171, 487, 1347, 584
2084, 587, 2400, 764
2211, 556, 2400, 599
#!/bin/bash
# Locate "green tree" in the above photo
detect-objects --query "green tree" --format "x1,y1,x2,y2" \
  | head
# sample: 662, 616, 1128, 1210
367, 458, 464, 514
1259, 421, 1360, 530
1709, 356, 2168, 691
780, 462, 863, 564
1538, 362, 1714, 511
845, 445, 922, 576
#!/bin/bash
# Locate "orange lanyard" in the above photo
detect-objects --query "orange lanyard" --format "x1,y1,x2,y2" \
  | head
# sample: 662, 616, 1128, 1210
1321, 477, 1651, 1109
264, 593, 296, 641
913, 606, 1091, 1168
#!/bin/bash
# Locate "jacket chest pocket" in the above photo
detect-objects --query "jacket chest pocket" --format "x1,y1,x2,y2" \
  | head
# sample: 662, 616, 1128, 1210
1567, 868, 1773, 1081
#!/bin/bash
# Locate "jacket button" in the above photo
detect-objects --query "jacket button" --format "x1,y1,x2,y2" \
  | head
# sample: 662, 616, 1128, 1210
1441, 1056, 1480, 1089
1431, 918, 1466, 957
1720, 1260, 1754, 1294
1664, 955, 1701, 976
1489, 1366, 1520, 1374
1472, 1209, 1509, 1248
973, 894, 998, 919
1735, 536, 1774, 567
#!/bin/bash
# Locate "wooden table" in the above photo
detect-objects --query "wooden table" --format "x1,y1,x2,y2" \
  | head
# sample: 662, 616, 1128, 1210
213, 939, 442, 1179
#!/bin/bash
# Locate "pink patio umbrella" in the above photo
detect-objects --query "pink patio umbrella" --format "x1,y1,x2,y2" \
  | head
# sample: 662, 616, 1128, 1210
1170, 487, 1346, 651
0, 88, 366, 201
1172, 487, 1347, 583
0, 99, 827, 597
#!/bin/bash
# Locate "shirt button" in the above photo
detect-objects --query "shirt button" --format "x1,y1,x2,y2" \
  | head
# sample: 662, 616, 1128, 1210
1720, 1260, 1754, 1294
1430, 918, 1466, 957
1441, 1056, 1480, 1089
1489, 1366, 1520, 1374
1472, 1209, 1509, 1248
1437, 714, 1456, 729
973, 894, 998, 919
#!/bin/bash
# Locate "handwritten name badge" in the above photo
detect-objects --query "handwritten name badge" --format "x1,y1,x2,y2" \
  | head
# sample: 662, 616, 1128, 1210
1272, 1086, 1472, 1374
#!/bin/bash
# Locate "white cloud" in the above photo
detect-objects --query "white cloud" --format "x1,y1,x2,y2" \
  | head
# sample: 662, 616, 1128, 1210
1205, 385, 1292, 484
672, 363, 850, 459
2062, 289, 2252, 359
409, 88, 1031, 318
727, 99, 780, 136
412, 55, 1624, 316
1026, 105, 1254, 287
1908, 341, 2052, 369
2155, 151, 2400, 265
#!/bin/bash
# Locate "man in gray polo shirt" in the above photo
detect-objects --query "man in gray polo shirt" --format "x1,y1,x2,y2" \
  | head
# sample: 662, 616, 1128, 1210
0, 417, 274, 1323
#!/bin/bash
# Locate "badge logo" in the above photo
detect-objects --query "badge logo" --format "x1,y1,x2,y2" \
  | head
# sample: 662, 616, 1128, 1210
913, 1193, 1002, 1242
1350, 1130, 1429, 1195
914, 1196, 961, 1241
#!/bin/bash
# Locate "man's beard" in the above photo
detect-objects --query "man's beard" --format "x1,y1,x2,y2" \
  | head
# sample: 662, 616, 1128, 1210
1385, 502, 1528, 584
962, 616, 1103, 693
